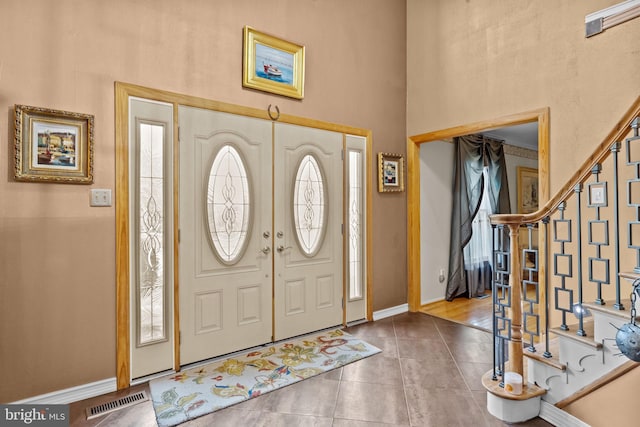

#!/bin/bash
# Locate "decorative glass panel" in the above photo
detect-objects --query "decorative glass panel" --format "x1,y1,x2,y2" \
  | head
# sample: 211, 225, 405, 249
206, 144, 251, 264
348, 150, 363, 300
138, 122, 166, 345
293, 154, 326, 256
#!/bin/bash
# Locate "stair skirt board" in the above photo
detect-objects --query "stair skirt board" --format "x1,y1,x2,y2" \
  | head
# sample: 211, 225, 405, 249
487, 394, 589, 426
539, 400, 590, 427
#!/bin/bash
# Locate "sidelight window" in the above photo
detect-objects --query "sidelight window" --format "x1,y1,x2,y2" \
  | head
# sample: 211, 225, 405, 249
347, 149, 364, 300
136, 121, 168, 345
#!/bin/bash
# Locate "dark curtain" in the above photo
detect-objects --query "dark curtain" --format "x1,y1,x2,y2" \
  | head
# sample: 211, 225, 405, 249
445, 135, 511, 301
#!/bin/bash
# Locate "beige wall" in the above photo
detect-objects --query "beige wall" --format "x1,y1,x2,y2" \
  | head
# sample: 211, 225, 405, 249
0, 0, 407, 401
408, 0, 639, 423
408, 0, 639, 192
564, 364, 640, 426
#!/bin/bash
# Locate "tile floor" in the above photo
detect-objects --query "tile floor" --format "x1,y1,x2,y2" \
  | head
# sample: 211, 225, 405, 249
69, 313, 553, 426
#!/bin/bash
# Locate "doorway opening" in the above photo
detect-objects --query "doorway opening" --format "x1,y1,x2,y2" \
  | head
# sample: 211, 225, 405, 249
406, 108, 550, 329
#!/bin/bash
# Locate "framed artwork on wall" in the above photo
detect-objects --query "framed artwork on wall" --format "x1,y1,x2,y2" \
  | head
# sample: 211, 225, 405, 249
517, 166, 538, 213
242, 26, 305, 99
588, 181, 607, 207
14, 104, 94, 184
378, 152, 404, 192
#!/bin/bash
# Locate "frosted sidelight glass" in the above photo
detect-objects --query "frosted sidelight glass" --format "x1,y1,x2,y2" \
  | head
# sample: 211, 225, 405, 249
138, 122, 166, 345
348, 150, 363, 300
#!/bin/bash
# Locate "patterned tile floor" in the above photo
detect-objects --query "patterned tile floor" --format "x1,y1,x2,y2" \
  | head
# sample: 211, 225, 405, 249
69, 313, 553, 426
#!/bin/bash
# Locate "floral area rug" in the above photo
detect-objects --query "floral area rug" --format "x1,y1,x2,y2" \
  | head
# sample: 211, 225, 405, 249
149, 329, 381, 427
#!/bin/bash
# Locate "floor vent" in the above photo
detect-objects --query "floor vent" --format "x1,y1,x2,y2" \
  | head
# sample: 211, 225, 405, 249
85, 390, 148, 420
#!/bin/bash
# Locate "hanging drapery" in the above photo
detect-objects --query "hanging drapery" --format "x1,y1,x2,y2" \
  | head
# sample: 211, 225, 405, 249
463, 168, 494, 296
445, 135, 511, 301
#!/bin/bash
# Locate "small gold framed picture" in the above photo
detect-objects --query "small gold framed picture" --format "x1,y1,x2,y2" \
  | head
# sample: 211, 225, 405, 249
378, 152, 404, 193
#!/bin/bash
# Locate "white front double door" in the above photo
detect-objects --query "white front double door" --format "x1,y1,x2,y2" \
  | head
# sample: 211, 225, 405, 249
179, 106, 343, 365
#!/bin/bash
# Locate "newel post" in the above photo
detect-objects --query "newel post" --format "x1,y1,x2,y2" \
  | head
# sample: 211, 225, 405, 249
508, 223, 523, 376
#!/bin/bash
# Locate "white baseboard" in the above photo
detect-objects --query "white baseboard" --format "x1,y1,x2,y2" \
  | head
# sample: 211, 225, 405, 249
12, 377, 117, 405
421, 296, 444, 305
373, 303, 408, 320
539, 400, 590, 427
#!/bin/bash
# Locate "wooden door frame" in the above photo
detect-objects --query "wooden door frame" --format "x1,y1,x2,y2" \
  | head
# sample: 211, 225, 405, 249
406, 108, 550, 311
115, 82, 373, 390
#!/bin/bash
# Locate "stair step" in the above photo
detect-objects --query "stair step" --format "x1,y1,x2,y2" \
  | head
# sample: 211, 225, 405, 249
583, 300, 638, 322
549, 319, 603, 349
523, 339, 566, 371
482, 367, 546, 401
619, 271, 640, 283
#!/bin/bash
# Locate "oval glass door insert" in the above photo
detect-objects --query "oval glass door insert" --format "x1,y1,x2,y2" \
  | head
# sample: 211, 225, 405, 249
293, 153, 327, 256
206, 144, 251, 264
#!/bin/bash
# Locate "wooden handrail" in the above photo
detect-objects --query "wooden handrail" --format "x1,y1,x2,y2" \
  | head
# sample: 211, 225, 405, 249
491, 95, 640, 226
487, 95, 640, 382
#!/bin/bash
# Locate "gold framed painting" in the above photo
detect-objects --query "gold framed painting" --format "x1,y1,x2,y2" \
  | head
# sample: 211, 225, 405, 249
242, 26, 305, 99
517, 166, 538, 213
378, 152, 404, 192
14, 105, 94, 184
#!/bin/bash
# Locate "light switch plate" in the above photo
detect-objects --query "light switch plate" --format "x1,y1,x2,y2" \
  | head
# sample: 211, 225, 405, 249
90, 189, 112, 207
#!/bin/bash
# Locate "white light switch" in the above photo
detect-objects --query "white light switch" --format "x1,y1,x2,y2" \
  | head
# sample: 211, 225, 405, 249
90, 189, 112, 207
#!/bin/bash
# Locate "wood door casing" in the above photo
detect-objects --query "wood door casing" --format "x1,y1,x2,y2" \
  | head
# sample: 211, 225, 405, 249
115, 83, 372, 389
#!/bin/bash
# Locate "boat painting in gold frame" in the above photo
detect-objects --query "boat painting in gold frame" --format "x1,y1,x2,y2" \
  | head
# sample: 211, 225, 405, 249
242, 26, 305, 99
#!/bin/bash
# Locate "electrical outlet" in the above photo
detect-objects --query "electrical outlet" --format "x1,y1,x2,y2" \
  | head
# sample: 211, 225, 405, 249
90, 189, 112, 207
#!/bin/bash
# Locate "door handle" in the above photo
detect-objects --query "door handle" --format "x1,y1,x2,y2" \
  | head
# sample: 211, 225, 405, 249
277, 245, 292, 253
260, 246, 271, 254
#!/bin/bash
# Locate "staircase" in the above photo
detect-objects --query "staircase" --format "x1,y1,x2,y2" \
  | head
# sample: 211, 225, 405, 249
527, 292, 639, 405
484, 96, 640, 425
